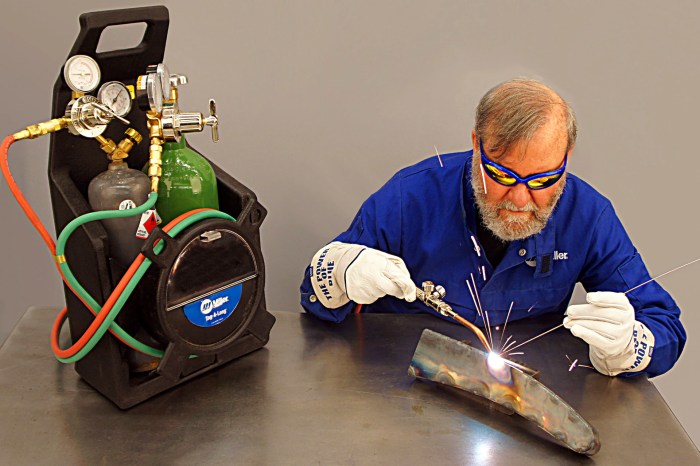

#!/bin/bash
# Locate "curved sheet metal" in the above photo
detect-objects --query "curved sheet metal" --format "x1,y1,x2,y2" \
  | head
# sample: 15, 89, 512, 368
408, 329, 600, 455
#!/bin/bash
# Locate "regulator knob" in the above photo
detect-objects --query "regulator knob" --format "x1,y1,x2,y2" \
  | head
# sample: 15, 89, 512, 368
204, 99, 219, 143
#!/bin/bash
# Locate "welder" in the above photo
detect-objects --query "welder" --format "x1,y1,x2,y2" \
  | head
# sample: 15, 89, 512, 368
299, 78, 686, 378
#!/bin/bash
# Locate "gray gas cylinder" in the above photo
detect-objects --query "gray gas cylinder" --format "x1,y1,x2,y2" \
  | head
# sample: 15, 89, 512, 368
88, 160, 151, 266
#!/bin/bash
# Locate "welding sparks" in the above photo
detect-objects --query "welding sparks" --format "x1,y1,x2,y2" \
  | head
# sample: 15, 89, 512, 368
470, 235, 482, 257
484, 310, 494, 349
469, 273, 493, 349
470, 274, 485, 319
466, 272, 496, 350
434, 144, 444, 168
506, 323, 565, 353
504, 256, 699, 358
566, 354, 595, 372
501, 335, 513, 352
501, 339, 517, 354
625, 257, 700, 294
479, 162, 488, 194
466, 280, 481, 319
498, 301, 514, 349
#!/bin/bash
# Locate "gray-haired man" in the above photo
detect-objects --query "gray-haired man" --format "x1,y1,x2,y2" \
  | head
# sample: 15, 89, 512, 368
300, 78, 685, 378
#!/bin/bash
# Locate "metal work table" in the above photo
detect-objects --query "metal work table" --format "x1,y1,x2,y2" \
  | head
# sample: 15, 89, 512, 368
0, 307, 697, 465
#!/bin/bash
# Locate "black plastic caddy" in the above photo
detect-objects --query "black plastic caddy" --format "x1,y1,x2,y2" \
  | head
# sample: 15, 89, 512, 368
47, 6, 275, 409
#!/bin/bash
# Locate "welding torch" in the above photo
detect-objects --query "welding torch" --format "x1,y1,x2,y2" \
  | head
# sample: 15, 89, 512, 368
416, 281, 492, 353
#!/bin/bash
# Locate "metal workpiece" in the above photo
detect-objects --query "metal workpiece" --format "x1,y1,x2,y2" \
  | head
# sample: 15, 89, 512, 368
409, 329, 600, 455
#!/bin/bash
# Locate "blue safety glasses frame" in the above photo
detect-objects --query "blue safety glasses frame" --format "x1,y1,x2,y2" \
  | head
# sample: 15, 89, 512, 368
479, 139, 568, 190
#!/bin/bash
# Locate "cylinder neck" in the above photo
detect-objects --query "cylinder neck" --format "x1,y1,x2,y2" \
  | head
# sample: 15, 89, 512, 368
108, 160, 127, 170
163, 136, 187, 150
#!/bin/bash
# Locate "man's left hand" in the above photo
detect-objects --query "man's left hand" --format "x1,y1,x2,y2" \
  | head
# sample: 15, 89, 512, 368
564, 291, 655, 376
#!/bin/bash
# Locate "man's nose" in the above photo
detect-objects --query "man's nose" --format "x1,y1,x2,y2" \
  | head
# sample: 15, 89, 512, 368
506, 183, 532, 208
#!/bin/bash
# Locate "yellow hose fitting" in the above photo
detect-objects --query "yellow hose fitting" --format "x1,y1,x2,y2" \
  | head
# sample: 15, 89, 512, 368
55, 254, 67, 264
148, 142, 163, 192
106, 129, 143, 162
95, 135, 117, 156
124, 128, 143, 144
146, 112, 164, 192
13, 117, 71, 141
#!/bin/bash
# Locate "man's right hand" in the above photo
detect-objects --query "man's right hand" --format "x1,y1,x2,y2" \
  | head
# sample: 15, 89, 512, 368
309, 242, 416, 309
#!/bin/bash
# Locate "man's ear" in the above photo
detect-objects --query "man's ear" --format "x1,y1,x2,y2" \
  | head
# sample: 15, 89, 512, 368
471, 129, 478, 152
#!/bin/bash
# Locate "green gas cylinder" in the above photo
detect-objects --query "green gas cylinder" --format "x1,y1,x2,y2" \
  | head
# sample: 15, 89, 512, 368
154, 136, 219, 224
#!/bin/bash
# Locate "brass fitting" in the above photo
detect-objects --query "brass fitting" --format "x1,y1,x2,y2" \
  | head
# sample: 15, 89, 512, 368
95, 135, 117, 155
146, 111, 164, 192
95, 128, 143, 162
13, 117, 71, 141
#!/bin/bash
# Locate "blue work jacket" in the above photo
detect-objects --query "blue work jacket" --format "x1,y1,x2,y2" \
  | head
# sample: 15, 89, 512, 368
300, 150, 685, 377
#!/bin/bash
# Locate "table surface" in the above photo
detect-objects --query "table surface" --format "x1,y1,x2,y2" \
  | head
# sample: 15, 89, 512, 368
0, 307, 697, 465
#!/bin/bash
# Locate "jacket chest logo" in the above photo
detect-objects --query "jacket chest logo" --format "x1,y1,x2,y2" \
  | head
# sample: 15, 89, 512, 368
526, 250, 569, 269
554, 250, 569, 260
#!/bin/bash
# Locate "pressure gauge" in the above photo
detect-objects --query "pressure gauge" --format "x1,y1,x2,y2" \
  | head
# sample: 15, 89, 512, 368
136, 63, 172, 113
155, 63, 172, 100
63, 55, 101, 93
97, 81, 132, 117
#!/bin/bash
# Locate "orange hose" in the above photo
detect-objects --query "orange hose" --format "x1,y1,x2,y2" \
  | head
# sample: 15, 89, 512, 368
1, 136, 55, 253
1, 135, 142, 351
50, 254, 146, 357
50, 208, 214, 357
1, 133, 215, 356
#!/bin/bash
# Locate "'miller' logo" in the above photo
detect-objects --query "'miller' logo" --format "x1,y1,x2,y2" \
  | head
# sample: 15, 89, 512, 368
554, 250, 568, 260
200, 296, 230, 314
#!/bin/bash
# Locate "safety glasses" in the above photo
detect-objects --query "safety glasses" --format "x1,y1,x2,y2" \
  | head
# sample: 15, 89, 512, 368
479, 139, 567, 190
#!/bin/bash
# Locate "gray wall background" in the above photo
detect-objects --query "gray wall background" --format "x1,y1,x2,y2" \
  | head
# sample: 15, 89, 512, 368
1, 0, 698, 445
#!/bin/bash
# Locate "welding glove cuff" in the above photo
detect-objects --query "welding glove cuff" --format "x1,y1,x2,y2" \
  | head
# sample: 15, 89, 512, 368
564, 291, 655, 376
309, 242, 415, 309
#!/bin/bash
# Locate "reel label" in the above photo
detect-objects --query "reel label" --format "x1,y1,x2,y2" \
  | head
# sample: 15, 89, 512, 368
183, 284, 242, 327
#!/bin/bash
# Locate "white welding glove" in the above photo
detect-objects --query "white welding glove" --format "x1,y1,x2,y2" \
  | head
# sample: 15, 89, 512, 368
564, 291, 655, 376
309, 242, 416, 309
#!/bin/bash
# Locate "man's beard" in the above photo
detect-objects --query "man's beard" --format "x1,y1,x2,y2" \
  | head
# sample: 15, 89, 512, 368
470, 152, 566, 242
